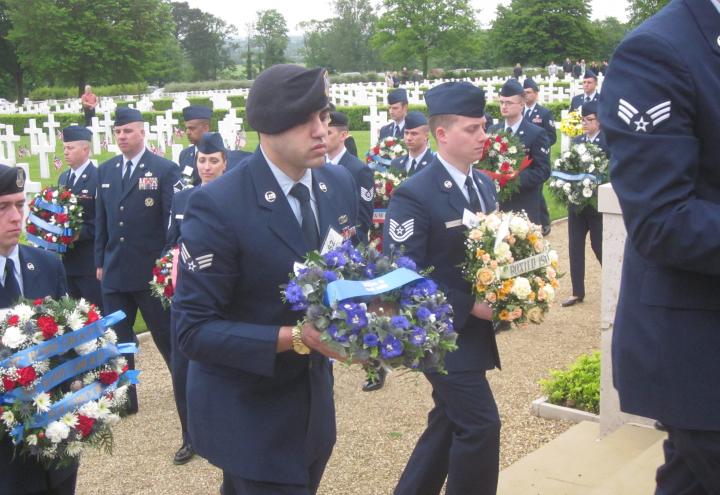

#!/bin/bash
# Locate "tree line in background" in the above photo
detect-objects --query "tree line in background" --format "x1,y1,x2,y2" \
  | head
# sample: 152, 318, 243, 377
0, 0, 670, 102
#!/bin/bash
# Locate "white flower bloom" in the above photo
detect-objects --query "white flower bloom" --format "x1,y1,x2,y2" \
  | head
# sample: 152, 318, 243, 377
484, 214, 502, 232
96, 397, 112, 419
65, 440, 84, 457
2, 326, 26, 349
31, 331, 44, 344
74, 340, 98, 356
555, 179, 565, 187
26, 434, 38, 446
548, 250, 559, 263
582, 178, 591, 187
583, 187, 593, 198
1, 410, 15, 427
34, 360, 50, 374
494, 242, 512, 261
45, 421, 70, 443
33, 392, 52, 413
61, 412, 79, 428
509, 216, 530, 239
563, 183, 572, 193
581, 153, 592, 163
508, 146, 517, 154
75, 299, 90, 313
79, 401, 101, 419
102, 329, 118, 345
544, 285, 556, 302
14, 304, 34, 323
113, 385, 129, 406
511, 277, 532, 299
66, 311, 86, 330
588, 164, 595, 173
493, 142, 501, 151
576, 144, 587, 156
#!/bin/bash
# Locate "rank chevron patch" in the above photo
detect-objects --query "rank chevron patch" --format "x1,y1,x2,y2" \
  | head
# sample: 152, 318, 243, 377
389, 218, 414, 242
617, 98, 671, 133
360, 186, 374, 202
180, 242, 214, 272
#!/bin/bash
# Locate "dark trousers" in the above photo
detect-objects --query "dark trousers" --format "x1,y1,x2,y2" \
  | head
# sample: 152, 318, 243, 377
83, 109, 95, 127
102, 289, 172, 413
656, 427, 720, 495
539, 195, 550, 228
66, 274, 104, 313
567, 206, 602, 298
221, 450, 331, 495
395, 371, 501, 495
170, 310, 190, 443
0, 438, 78, 495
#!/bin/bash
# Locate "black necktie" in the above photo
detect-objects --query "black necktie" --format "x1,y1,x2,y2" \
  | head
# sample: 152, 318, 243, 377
289, 183, 320, 251
465, 176, 482, 213
585, 96, 591, 103
505, 127, 513, 135
408, 158, 417, 175
394, 124, 401, 138
4, 258, 21, 303
122, 161, 133, 192
68, 172, 76, 188
525, 108, 532, 119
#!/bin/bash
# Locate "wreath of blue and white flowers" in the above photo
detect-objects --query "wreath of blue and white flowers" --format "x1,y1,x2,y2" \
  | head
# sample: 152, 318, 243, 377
283, 241, 458, 373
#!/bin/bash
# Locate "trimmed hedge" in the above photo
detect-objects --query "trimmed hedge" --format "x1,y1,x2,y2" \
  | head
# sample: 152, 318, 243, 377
163, 80, 253, 92
29, 83, 148, 100
0, 108, 251, 135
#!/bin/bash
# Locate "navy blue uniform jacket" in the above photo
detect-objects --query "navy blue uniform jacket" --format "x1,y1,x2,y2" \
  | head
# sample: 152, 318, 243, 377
390, 148, 434, 177
570, 92, 599, 112
337, 150, 373, 243
173, 150, 359, 484
600, 0, 720, 430
95, 149, 180, 292
0, 245, 70, 493
524, 104, 557, 147
57, 163, 98, 276
382, 158, 501, 372
489, 120, 550, 224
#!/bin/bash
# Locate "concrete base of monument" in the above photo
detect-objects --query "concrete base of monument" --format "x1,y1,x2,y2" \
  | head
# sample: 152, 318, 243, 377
531, 396, 599, 423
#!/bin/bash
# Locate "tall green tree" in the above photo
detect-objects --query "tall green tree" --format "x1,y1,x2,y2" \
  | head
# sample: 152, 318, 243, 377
626, 0, 671, 27
488, 0, 595, 66
371, 0, 478, 77
0, 1, 24, 101
254, 9, 288, 70
5, 0, 179, 94
171, 2, 237, 81
590, 17, 629, 61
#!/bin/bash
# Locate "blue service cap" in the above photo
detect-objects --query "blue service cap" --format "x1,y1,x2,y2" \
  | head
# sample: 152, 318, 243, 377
387, 88, 408, 104
182, 105, 212, 121
581, 101, 598, 117
583, 70, 598, 80
329, 111, 349, 127
114, 107, 143, 127
196, 132, 227, 154
62, 125, 92, 142
499, 79, 524, 97
523, 78, 539, 92
246, 64, 329, 135
425, 82, 486, 117
0, 164, 25, 195
404, 111, 428, 129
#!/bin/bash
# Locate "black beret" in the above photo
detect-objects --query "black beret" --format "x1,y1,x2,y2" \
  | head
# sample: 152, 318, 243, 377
583, 70, 598, 80
196, 132, 227, 154
329, 111, 349, 127
387, 88, 408, 104
0, 164, 25, 195
523, 78, 539, 92
62, 125, 92, 142
183, 105, 212, 121
499, 79, 524, 97
425, 82, 485, 117
246, 64, 329, 135
114, 107, 143, 127
581, 101, 598, 117
404, 111, 428, 129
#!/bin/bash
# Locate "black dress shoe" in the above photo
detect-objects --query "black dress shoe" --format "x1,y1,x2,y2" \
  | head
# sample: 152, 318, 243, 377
542, 225, 552, 236
173, 442, 195, 465
561, 296, 584, 307
362, 366, 386, 392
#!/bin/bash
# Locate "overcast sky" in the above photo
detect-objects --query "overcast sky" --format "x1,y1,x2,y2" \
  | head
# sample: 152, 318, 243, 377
184, 0, 629, 35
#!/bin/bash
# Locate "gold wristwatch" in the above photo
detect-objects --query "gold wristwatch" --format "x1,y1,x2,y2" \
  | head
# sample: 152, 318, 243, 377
291, 325, 311, 355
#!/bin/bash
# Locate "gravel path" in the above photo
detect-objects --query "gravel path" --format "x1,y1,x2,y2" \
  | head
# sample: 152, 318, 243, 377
76, 218, 602, 494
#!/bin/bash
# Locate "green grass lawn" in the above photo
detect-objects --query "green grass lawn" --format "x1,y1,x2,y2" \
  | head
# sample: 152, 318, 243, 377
12, 128, 566, 334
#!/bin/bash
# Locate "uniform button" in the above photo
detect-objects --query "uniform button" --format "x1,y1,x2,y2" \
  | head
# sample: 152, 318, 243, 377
119, 221, 124, 227
120, 237, 125, 242
717, 35, 720, 48
120, 206, 124, 211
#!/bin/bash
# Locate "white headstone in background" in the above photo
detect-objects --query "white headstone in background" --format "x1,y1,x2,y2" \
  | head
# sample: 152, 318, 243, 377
164, 110, 179, 145
0, 125, 21, 165
37, 133, 55, 179
172, 94, 191, 112
363, 105, 388, 145
43, 113, 60, 149
24, 119, 44, 154
211, 94, 230, 110
17, 163, 41, 204
89, 117, 103, 155
218, 109, 242, 150
171, 143, 183, 164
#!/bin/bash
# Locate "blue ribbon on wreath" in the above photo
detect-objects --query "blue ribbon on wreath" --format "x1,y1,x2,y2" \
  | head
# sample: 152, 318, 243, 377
324, 267, 424, 306
33, 198, 66, 214
25, 233, 68, 253
27, 213, 74, 237
550, 171, 601, 183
